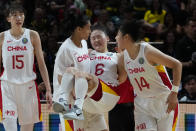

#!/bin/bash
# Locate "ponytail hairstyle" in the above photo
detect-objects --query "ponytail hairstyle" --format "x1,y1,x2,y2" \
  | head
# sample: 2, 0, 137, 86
63, 9, 90, 38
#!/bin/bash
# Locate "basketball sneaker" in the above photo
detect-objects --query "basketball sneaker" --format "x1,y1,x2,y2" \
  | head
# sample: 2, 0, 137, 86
63, 105, 84, 120
53, 98, 69, 114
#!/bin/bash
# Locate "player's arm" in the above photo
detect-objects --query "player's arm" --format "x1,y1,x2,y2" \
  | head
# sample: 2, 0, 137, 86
145, 44, 182, 87
55, 46, 74, 85
30, 30, 52, 108
0, 32, 4, 74
117, 52, 127, 84
145, 44, 182, 113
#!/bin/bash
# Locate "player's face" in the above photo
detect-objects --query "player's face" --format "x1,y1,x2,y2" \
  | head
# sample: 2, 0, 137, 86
115, 30, 125, 50
79, 21, 91, 40
7, 11, 25, 28
90, 30, 108, 53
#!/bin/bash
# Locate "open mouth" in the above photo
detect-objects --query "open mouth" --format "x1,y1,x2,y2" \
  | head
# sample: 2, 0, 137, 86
16, 22, 22, 25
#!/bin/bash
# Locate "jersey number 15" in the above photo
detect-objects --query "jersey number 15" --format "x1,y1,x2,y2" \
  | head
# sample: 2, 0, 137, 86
12, 55, 24, 69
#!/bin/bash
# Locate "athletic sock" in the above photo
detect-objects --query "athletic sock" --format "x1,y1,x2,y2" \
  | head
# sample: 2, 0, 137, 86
74, 77, 88, 109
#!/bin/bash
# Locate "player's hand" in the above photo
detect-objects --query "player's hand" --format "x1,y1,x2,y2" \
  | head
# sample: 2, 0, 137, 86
166, 92, 178, 113
46, 90, 53, 109
65, 67, 79, 75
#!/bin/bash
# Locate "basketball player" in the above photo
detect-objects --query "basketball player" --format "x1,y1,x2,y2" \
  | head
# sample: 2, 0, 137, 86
88, 25, 134, 131
115, 20, 182, 131
60, 67, 121, 131
64, 26, 134, 131
52, 11, 91, 120
0, 4, 52, 131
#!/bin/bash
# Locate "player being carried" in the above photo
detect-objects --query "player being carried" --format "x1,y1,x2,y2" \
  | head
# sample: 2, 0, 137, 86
52, 10, 91, 120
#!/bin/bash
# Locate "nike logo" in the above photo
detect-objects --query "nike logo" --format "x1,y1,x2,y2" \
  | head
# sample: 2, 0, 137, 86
127, 61, 131, 64
7, 40, 13, 43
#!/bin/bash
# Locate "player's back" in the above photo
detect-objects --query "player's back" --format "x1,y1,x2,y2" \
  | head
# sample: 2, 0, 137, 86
1, 28, 36, 84
124, 42, 171, 98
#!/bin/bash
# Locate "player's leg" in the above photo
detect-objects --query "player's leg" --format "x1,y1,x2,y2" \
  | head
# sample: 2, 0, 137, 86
157, 111, 174, 131
63, 77, 88, 120
74, 110, 108, 131
109, 103, 134, 131
74, 77, 88, 109
20, 124, 34, 131
1, 81, 18, 131
17, 81, 40, 127
157, 113, 174, 131
53, 72, 74, 113
135, 111, 157, 131
85, 113, 108, 131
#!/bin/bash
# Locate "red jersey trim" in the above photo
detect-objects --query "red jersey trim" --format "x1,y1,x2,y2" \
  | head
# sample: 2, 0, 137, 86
90, 79, 103, 101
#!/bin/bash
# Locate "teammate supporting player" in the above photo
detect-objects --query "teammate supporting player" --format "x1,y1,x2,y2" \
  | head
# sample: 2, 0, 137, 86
89, 25, 135, 131
115, 20, 182, 131
0, 4, 52, 131
52, 11, 91, 120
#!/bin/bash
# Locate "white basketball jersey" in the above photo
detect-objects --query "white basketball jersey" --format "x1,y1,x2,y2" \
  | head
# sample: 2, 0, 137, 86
89, 50, 119, 87
124, 42, 171, 98
53, 38, 90, 92
1, 29, 36, 84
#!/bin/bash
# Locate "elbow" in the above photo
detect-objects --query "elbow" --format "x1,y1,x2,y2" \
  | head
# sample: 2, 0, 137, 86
175, 60, 182, 72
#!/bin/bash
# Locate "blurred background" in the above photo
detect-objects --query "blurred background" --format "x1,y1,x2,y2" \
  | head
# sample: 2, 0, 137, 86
0, 0, 196, 130
1, 0, 196, 102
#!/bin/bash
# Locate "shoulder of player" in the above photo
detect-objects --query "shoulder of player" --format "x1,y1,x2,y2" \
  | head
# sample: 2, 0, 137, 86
117, 52, 124, 59
0, 32, 5, 46
29, 30, 41, 46
29, 30, 39, 39
144, 43, 162, 56
0, 32, 5, 40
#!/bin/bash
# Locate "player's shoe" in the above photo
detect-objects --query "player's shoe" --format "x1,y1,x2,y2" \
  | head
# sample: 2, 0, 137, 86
63, 105, 84, 120
53, 98, 69, 114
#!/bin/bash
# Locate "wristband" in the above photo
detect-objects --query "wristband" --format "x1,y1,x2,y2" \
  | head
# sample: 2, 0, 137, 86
171, 85, 179, 93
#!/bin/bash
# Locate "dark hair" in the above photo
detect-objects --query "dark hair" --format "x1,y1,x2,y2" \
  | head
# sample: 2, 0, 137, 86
150, 0, 163, 14
91, 24, 108, 36
119, 19, 145, 42
64, 9, 90, 37
6, 4, 26, 17
183, 75, 196, 86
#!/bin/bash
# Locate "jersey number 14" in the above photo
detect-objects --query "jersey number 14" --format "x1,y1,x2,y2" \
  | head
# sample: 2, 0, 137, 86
134, 77, 150, 91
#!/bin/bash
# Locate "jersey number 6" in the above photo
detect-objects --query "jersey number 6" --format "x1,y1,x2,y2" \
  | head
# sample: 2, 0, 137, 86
95, 63, 104, 76
12, 55, 24, 69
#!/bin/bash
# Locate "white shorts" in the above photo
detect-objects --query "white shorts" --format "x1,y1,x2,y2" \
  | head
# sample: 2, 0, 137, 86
0, 80, 41, 125
59, 111, 107, 131
74, 111, 107, 131
83, 80, 120, 114
134, 93, 176, 131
